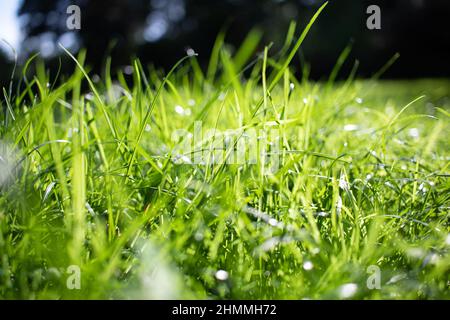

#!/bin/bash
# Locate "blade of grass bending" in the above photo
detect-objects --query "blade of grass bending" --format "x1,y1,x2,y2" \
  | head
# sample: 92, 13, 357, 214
326, 41, 353, 89
233, 28, 263, 72
125, 54, 195, 182
59, 44, 118, 142
371, 52, 400, 80
268, 1, 328, 91
207, 31, 226, 82
251, 1, 328, 118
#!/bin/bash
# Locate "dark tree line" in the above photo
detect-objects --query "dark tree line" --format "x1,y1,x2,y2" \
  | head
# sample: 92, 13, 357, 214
1, 0, 449, 87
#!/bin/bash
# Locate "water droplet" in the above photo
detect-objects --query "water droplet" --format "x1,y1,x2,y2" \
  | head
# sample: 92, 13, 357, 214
194, 232, 203, 241
386, 274, 407, 285
268, 218, 278, 227
85, 92, 94, 101
336, 196, 343, 215
186, 48, 196, 57
343, 124, 359, 132
173, 154, 192, 164
427, 253, 440, 265
175, 105, 184, 115
408, 128, 419, 138
123, 65, 133, 75
215, 270, 229, 281
339, 173, 349, 190
303, 261, 314, 271
339, 283, 358, 299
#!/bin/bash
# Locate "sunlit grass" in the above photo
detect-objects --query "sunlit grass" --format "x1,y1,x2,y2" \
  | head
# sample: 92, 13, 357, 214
0, 3, 449, 299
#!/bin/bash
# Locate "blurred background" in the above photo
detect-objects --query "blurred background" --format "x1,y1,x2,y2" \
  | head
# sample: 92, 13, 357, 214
0, 0, 449, 87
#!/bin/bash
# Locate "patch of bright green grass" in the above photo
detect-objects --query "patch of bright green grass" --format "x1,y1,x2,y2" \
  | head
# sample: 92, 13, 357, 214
0, 4, 449, 299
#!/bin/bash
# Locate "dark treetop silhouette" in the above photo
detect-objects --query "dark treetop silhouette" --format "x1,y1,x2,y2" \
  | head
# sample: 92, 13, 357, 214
0, 0, 448, 86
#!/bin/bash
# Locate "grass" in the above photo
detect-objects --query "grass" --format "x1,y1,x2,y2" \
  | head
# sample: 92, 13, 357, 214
0, 4, 449, 299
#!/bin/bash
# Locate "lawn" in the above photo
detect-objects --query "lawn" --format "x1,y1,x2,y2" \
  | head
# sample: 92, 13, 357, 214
0, 5, 449, 299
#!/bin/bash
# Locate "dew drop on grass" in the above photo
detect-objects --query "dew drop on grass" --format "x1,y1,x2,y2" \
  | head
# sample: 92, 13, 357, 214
85, 202, 96, 217
85, 92, 94, 101
338, 283, 358, 299
336, 196, 343, 215
418, 183, 428, 193
194, 231, 203, 241
408, 128, 419, 138
218, 92, 227, 101
67, 127, 79, 138
303, 261, 314, 271
425, 253, 440, 265
339, 173, 349, 190
384, 181, 394, 189
174, 155, 192, 164
123, 65, 133, 75
215, 270, 229, 281
343, 124, 359, 131
43, 181, 56, 203
387, 274, 407, 285
186, 48, 196, 57
92, 74, 100, 83
316, 211, 328, 217
175, 105, 185, 115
